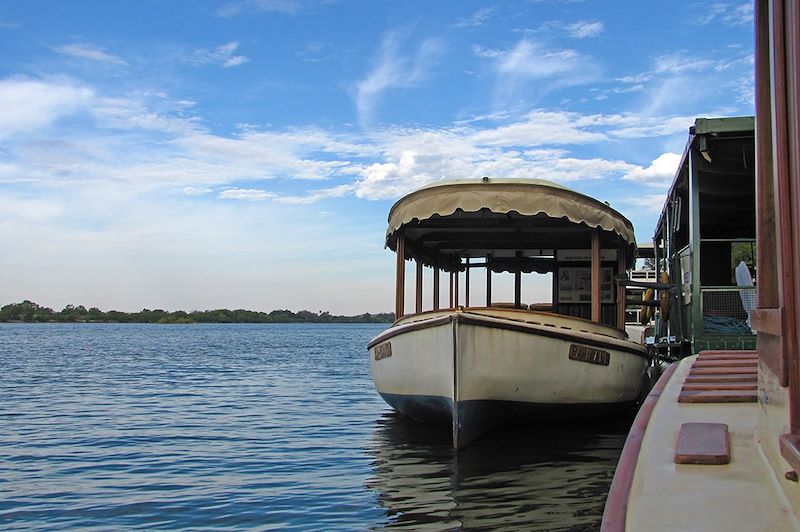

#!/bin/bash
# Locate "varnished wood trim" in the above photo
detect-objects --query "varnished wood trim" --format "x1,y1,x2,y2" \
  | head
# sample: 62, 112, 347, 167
601, 362, 679, 532
780, 433, 800, 476
751, 307, 783, 336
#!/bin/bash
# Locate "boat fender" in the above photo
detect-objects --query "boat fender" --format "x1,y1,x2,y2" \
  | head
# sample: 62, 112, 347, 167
640, 288, 654, 325
659, 272, 671, 321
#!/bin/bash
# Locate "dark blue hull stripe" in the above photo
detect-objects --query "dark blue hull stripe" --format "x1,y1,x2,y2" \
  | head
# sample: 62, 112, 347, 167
379, 392, 636, 449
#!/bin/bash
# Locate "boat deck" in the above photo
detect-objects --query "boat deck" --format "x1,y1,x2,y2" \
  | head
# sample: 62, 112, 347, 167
602, 352, 800, 531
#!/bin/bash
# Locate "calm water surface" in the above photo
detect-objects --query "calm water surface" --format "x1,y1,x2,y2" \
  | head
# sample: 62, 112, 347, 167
0, 323, 631, 530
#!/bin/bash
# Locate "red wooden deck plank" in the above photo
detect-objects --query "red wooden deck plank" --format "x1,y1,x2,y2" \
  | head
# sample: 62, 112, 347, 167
674, 422, 730, 465
684, 374, 757, 383
697, 350, 757, 356
678, 390, 758, 403
692, 359, 758, 368
681, 383, 757, 391
689, 367, 758, 375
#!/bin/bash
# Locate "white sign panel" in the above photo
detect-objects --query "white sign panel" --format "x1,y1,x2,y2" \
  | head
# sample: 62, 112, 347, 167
557, 267, 614, 303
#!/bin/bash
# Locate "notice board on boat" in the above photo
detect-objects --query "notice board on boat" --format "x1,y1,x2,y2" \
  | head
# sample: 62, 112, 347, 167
557, 267, 614, 303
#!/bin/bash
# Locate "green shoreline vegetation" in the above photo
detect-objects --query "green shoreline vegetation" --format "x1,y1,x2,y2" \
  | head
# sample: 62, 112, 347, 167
0, 300, 394, 324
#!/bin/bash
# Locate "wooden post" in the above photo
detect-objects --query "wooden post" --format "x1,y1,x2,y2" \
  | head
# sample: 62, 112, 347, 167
455, 269, 460, 307
449, 271, 455, 308
465, 257, 471, 307
433, 267, 440, 310
514, 251, 522, 308
395, 233, 405, 319
617, 248, 627, 329
591, 228, 601, 323
486, 254, 492, 307
415, 260, 423, 314
688, 148, 703, 345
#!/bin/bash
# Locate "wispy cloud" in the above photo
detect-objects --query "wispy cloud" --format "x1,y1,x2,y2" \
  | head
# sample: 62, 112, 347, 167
0, 21, 22, 29
564, 20, 604, 38
619, 193, 670, 213
182, 186, 213, 196
474, 38, 600, 108
54, 43, 127, 65
693, 2, 753, 27
0, 77, 700, 209
216, 0, 303, 17
454, 7, 495, 28
296, 41, 336, 63
219, 188, 276, 200
186, 41, 250, 68
355, 30, 444, 125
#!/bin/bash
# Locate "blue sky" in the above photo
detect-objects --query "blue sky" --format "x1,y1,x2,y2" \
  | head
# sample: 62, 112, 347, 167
0, 1, 754, 314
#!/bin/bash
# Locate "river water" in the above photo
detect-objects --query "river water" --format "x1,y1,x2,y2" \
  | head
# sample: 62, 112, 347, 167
0, 323, 631, 530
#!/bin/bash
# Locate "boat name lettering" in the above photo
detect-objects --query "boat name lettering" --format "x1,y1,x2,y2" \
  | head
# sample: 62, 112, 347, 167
374, 342, 393, 361
568, 344, 610, 366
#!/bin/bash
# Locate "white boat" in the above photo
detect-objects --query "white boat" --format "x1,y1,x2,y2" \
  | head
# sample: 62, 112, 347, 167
368, 178, 650, 449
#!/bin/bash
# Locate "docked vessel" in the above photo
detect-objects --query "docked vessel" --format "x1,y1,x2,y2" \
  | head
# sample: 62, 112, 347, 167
601, 2, 800, 528
367, 178, 650, 449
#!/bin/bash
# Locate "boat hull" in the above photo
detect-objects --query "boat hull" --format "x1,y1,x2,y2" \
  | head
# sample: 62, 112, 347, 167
368, 309, 649, 448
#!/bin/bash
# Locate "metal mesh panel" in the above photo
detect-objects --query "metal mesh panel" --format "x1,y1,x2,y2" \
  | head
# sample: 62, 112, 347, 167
701, 288, 756, 335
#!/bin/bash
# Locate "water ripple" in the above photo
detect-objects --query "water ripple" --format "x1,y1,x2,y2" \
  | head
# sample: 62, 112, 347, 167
0, 323, 630, 530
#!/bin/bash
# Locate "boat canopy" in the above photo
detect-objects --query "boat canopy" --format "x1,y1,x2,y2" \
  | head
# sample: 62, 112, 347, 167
386, 178, 636, 272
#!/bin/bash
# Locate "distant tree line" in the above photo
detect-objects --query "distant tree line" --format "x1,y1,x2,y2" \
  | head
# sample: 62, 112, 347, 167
0, 300, 394, 324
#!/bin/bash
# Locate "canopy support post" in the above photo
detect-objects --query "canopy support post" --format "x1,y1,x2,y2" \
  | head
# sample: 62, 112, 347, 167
395, 233, 405, 319
514, 251, 522, 309
591, 228, 602, 323
415, 260, 423, 314
455, 268, 460, 307
486, 254, 492, 307
617, 247, 627, 329
450, 271, 455, 308
433, 267, 440, 310
465, 257, 471, 307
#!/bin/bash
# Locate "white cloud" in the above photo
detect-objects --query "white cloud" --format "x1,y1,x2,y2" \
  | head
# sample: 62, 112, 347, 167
653, 52, 714, 75
296, 41, 335, 63
182, 186, 213, 196
275, 183, 355, 204
54, 43, 127, 65
565, 20, 604, 38
216, 0, 303, 17
355, 30, 444, 125
619, 193, 670, 212
474, 38, 600, 107
623, 152, 681, 186
187, 41, 250, 68
694, 2, 753, 27
454, 7, 495, 28
0, 77, 93, 139
219, 188, 276, 200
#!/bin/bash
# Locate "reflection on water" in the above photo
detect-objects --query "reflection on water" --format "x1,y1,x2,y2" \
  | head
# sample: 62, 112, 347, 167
367, 412, 632, 531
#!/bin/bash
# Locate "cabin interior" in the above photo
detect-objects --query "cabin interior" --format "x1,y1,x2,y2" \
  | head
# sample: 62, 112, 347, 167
652, 118, 756, 356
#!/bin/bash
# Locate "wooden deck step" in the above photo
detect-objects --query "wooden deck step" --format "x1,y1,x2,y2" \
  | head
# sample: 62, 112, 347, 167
684, 374, 757, 383
697, 350, 757, 357
689, 367, 757, 375
674, 422, 730, 464
679, 390, 758, 403
692, 359, 758, 368
682, 383, 757, 391
696, 354, 758, 361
